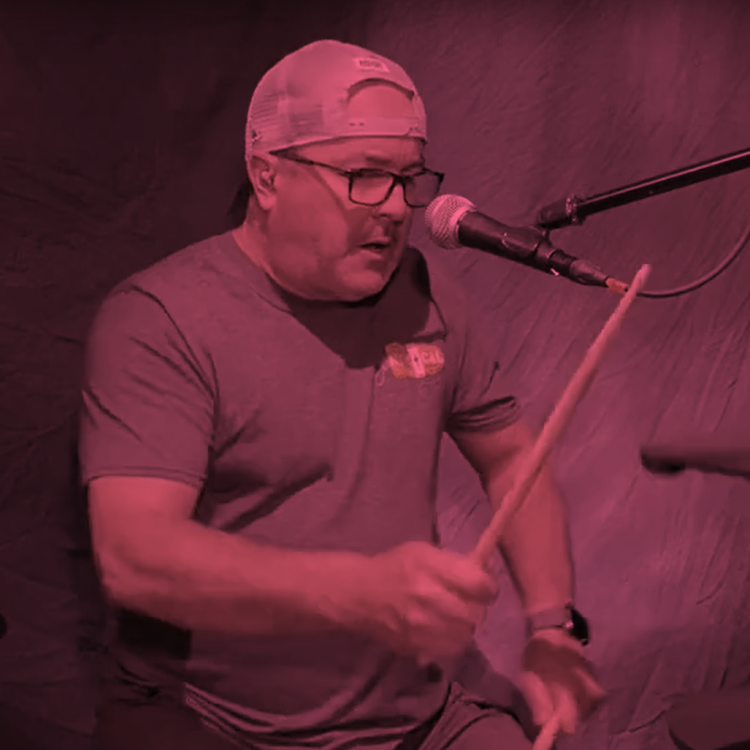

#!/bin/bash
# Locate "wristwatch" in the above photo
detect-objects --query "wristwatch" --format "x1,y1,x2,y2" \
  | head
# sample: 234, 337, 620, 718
526, 603, 590, 645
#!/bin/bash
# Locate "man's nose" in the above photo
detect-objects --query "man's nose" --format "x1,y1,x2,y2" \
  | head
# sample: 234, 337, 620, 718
376, 181, 410, 222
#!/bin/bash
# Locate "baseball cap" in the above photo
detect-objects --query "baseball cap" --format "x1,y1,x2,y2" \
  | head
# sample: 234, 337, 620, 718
245, 40, 427, 161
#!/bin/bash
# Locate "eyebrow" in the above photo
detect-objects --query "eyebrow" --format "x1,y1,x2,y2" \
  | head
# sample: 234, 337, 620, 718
360, 153, 426, 171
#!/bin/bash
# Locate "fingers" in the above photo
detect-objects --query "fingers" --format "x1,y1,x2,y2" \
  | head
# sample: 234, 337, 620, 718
386, 543, 500, 664
521, 668, 606, 736
520, 670, 555, 728
532, 713, 561, 750
578, 665, 607, 702
521, 672, 577, 735
404, 544, 498, 613
435, 556, 499, 604
521, 635, 606, 726
409, 572, 488, 625
522, 676, 577, 735
572, 666, 607, 722
549, 682, 580, 735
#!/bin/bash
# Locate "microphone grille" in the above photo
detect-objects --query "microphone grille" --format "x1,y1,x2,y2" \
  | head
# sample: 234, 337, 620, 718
425, 194, 476, 249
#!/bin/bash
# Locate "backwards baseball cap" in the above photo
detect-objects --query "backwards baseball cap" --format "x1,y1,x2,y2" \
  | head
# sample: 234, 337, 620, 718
245, 40, 427, 161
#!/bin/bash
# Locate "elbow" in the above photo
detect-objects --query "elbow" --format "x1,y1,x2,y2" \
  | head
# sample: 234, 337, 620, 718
93, 547, 140, 608
101, 576, 129, 609
93, 543, 183, 627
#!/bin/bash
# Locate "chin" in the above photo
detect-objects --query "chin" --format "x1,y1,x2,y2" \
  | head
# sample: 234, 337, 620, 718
333, 248, 403, 301
338, 271, 393, 302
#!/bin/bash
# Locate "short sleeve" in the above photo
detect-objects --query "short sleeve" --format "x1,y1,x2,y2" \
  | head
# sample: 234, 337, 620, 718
79, 285, 215, 489
446, 296, 522, 435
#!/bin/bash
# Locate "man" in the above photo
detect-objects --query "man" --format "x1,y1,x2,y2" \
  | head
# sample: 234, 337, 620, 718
80, 39, 604, 750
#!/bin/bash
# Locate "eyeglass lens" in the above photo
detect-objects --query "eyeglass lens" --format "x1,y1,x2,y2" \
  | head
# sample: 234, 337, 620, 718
351, 172, 441, 207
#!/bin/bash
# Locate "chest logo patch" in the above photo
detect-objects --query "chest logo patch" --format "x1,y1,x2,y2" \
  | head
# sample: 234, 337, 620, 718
384, 342, 445, 380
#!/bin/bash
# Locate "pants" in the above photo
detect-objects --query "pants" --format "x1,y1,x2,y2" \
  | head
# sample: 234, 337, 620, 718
93, 677, 533, 750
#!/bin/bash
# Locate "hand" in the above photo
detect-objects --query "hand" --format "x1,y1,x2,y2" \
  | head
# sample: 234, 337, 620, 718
519, 628, 606, 736
362, 541, 499, 663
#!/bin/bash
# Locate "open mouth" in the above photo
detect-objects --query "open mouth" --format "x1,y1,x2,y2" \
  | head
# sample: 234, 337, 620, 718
360, 241, 391, 252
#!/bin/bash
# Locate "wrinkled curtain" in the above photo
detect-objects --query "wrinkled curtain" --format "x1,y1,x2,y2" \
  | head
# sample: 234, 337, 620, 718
2, 2, 749, 749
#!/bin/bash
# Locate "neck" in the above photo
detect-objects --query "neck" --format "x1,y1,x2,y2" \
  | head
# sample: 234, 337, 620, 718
232, 211, 270, 273
233, 213, 328, 304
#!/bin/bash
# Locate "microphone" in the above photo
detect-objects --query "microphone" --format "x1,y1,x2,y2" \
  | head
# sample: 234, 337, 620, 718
425, 194, 615, 288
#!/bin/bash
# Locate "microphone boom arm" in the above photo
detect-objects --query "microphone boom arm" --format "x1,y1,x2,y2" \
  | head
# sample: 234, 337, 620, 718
537, 147, 750, 230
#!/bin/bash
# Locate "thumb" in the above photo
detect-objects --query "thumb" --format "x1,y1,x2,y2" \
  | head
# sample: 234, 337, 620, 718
459, 556, 499, 600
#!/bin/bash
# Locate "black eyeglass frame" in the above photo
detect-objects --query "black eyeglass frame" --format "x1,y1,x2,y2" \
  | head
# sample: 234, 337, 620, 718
274, 152, 445, 208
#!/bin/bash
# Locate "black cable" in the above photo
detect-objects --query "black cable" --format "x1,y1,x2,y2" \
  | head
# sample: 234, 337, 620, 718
635, 221, 750, 298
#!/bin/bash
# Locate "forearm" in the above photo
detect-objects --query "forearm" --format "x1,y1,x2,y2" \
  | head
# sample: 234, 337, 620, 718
105, 519, 370, 636
487, 455, 574, 616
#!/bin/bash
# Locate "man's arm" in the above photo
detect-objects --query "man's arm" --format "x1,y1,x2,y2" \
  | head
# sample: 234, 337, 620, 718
451, 420, 574, 616
88, 476, 372, 636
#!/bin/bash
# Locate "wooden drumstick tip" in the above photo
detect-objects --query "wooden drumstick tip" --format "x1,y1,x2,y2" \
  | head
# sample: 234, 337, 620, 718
606, 265, 651, 297
605, 277, 629, 296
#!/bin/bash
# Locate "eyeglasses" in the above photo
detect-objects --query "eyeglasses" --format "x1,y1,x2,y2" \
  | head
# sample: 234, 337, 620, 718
275, 152, 444, 208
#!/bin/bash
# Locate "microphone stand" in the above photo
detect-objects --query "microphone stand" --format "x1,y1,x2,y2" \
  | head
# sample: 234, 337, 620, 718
535, 150, 750, 750
536, 147, 750, 230
641, 438, 750, 480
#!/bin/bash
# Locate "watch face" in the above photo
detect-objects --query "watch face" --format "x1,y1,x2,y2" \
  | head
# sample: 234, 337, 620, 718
570, 607, 590, 645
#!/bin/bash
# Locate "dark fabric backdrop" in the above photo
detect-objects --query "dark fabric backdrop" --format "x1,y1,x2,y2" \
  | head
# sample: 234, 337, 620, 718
1, 2, 749, 749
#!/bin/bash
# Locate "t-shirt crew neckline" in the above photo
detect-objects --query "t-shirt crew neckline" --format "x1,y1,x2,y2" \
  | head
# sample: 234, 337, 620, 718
222, 230, 392, 316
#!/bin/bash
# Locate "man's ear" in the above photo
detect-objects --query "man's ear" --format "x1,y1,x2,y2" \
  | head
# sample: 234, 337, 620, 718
247, 153, 278, 210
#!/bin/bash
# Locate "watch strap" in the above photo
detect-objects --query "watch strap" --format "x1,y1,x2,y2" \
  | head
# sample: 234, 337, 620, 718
527, 604, 574, 634
527, 603, 590, 645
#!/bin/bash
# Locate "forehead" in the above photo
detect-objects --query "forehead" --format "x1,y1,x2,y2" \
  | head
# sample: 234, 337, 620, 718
302, 136, 425, 167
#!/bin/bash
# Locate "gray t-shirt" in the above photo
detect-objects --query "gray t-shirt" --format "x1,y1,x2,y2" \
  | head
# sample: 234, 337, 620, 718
79, 231, 520, 749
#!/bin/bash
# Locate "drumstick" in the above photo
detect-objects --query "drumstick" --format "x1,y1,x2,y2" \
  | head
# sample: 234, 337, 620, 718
470, 263, 650, 569
467, 264, 650, 750
533, 713, 562, 750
